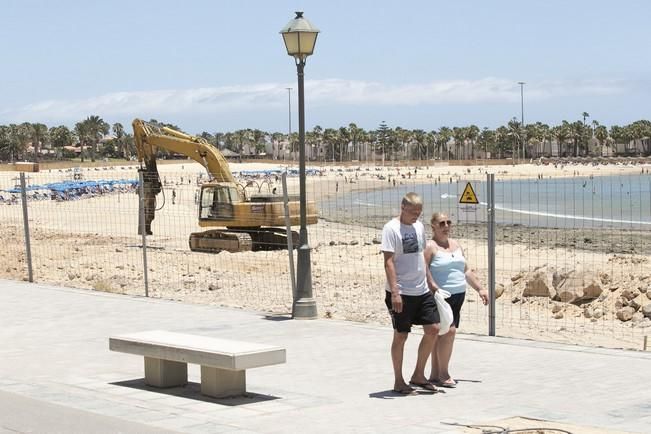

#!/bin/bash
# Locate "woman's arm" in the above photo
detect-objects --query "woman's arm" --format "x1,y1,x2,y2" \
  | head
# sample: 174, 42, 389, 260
461, 245, 488, 305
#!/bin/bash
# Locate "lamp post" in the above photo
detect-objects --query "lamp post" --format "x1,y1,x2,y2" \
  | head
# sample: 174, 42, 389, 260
281, 11, 319, 319
285, 87, 292, 162
518, 81, 525, 160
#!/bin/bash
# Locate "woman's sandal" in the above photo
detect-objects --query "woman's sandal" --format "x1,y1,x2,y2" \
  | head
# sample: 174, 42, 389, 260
435, 378, 457, 388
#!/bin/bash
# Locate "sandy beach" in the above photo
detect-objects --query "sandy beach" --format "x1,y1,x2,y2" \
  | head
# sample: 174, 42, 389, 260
1, 159, 651, 351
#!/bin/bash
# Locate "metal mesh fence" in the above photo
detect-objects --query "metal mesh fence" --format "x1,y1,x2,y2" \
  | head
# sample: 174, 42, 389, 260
1, 163, 650, 351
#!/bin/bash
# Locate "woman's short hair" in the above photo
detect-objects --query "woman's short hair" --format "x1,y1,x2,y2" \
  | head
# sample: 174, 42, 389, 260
430, 212, 448, 225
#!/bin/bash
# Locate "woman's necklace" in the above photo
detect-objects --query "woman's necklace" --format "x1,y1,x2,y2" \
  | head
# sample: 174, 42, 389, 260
434, 238, 454, 257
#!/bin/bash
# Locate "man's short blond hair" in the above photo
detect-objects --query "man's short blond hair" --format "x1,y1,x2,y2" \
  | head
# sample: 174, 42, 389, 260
401, 192, 422, 207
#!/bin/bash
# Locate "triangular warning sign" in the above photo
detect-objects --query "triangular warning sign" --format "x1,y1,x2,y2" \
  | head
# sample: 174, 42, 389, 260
459, 182, 479, 204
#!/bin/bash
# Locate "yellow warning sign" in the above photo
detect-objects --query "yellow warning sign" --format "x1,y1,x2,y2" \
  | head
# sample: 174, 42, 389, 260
459, 182, 479, 204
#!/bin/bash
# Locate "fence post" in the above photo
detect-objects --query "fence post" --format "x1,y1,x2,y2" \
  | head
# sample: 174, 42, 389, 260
138, 171, 149, 297
281, 172, 297, 302
487, 173, 496, 336
19, 172, 34, 282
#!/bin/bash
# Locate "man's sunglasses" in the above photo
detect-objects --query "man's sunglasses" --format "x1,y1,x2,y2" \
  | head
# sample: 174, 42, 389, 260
434, 220, 453, 228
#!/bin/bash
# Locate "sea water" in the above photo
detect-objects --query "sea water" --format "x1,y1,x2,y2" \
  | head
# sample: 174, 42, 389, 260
319, 174, 651, 230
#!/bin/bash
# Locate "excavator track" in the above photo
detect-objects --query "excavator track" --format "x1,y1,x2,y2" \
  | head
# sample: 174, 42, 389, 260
244, 228, 300, 251
188, 228, 299, 253
189, 230, 253, 253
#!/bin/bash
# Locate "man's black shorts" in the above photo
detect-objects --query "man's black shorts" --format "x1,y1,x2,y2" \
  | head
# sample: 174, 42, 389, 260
385, 291, 439, 333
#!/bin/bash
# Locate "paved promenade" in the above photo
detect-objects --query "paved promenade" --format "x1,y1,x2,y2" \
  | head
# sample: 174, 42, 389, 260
1, 280, 650, 433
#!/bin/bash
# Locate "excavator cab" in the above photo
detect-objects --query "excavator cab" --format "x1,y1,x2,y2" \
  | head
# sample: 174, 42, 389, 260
199, 183, 241, 221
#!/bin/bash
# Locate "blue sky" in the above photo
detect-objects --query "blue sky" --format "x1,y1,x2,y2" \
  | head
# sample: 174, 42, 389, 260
1, 0, 650, 134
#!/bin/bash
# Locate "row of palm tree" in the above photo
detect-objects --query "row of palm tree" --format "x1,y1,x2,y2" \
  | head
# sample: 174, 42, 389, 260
1, 116, 650, 164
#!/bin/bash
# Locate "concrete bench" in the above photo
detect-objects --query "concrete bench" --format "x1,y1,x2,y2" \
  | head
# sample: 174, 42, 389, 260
109, 330, 286, 398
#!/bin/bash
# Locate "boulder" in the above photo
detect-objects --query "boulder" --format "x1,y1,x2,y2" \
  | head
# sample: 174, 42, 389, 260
642, 303, 651, 318
523, 271, 556, 298
632, 312, 645, 323
616, 307, 635, 322
621, 289, 638, 301
556, 271, 603, 304
628, 295, 646, 311
495, 283, 505, 299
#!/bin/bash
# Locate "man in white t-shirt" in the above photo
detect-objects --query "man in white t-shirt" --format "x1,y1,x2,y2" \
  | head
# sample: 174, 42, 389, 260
381, 192, 440, 394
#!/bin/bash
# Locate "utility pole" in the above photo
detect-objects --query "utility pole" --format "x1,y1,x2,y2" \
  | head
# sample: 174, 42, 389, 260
518, 81, 525, 161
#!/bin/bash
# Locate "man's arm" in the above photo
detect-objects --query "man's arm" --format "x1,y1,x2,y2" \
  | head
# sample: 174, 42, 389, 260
424, 241, 440, 293
383, 251, 403, 313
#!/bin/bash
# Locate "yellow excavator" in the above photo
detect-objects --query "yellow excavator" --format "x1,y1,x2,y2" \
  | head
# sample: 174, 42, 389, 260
132, 119, 318, 253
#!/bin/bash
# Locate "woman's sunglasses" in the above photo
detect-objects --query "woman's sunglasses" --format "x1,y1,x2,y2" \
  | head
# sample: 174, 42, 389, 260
434, 220, 453, 228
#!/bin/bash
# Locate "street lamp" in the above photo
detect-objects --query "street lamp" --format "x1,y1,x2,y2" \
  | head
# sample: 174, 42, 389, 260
518, 81, 525, 160
285, 87, 292, 162
280, 11, 319, 319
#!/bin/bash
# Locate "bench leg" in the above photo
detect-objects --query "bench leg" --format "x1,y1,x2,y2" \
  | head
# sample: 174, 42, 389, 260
144, 357, 187, 388
200, 366, 246, 398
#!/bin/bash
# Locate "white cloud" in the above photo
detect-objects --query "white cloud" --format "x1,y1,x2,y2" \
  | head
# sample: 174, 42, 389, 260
0, 77, 633, 125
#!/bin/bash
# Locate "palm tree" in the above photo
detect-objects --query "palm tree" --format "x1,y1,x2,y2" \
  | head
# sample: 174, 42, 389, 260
311, 125, 323, 161
494, 126, 509, 159
394, 127, 410, 161
436, 127, 452, 160
570, 121, 584, 157
411, 129, 427, 161
466, 125, 480, 160
424, 130, 437, 162
112, 123, 126, 158
270, 132, 283, 159
629, 120, 651, 155
322, 128, 338, 163
347, 123, 363, 161
74, 121, 89, 162
594, 124, 609, 156
0, 125, 15, 162
552, 122, 570, 157
251, 129, 267, 157
30, 123, 48, 163
85, 115, 109, 162
537, 123, 551, 157
452, 127, 467, 160
14, 123, 32, 161
507, 118, 521, 159
478, 128, 495, 159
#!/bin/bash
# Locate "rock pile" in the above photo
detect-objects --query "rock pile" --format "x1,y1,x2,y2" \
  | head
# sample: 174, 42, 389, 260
501, 265, 651, 327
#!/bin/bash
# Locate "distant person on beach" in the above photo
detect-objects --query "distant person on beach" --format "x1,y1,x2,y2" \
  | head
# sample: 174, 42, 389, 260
381, 192, 440, 394
425, 212, 488, 388
172, 189, 176, 205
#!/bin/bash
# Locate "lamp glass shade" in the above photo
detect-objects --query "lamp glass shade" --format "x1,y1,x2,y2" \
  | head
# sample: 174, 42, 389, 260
282, 32, 318, 57
280, 12, 319, 59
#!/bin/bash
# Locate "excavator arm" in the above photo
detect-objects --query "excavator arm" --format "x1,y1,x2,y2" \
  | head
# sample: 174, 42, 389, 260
132, 119, 236, 185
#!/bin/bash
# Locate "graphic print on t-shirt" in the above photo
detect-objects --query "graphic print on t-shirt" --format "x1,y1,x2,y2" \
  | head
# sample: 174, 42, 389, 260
402, 232, 419, 254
